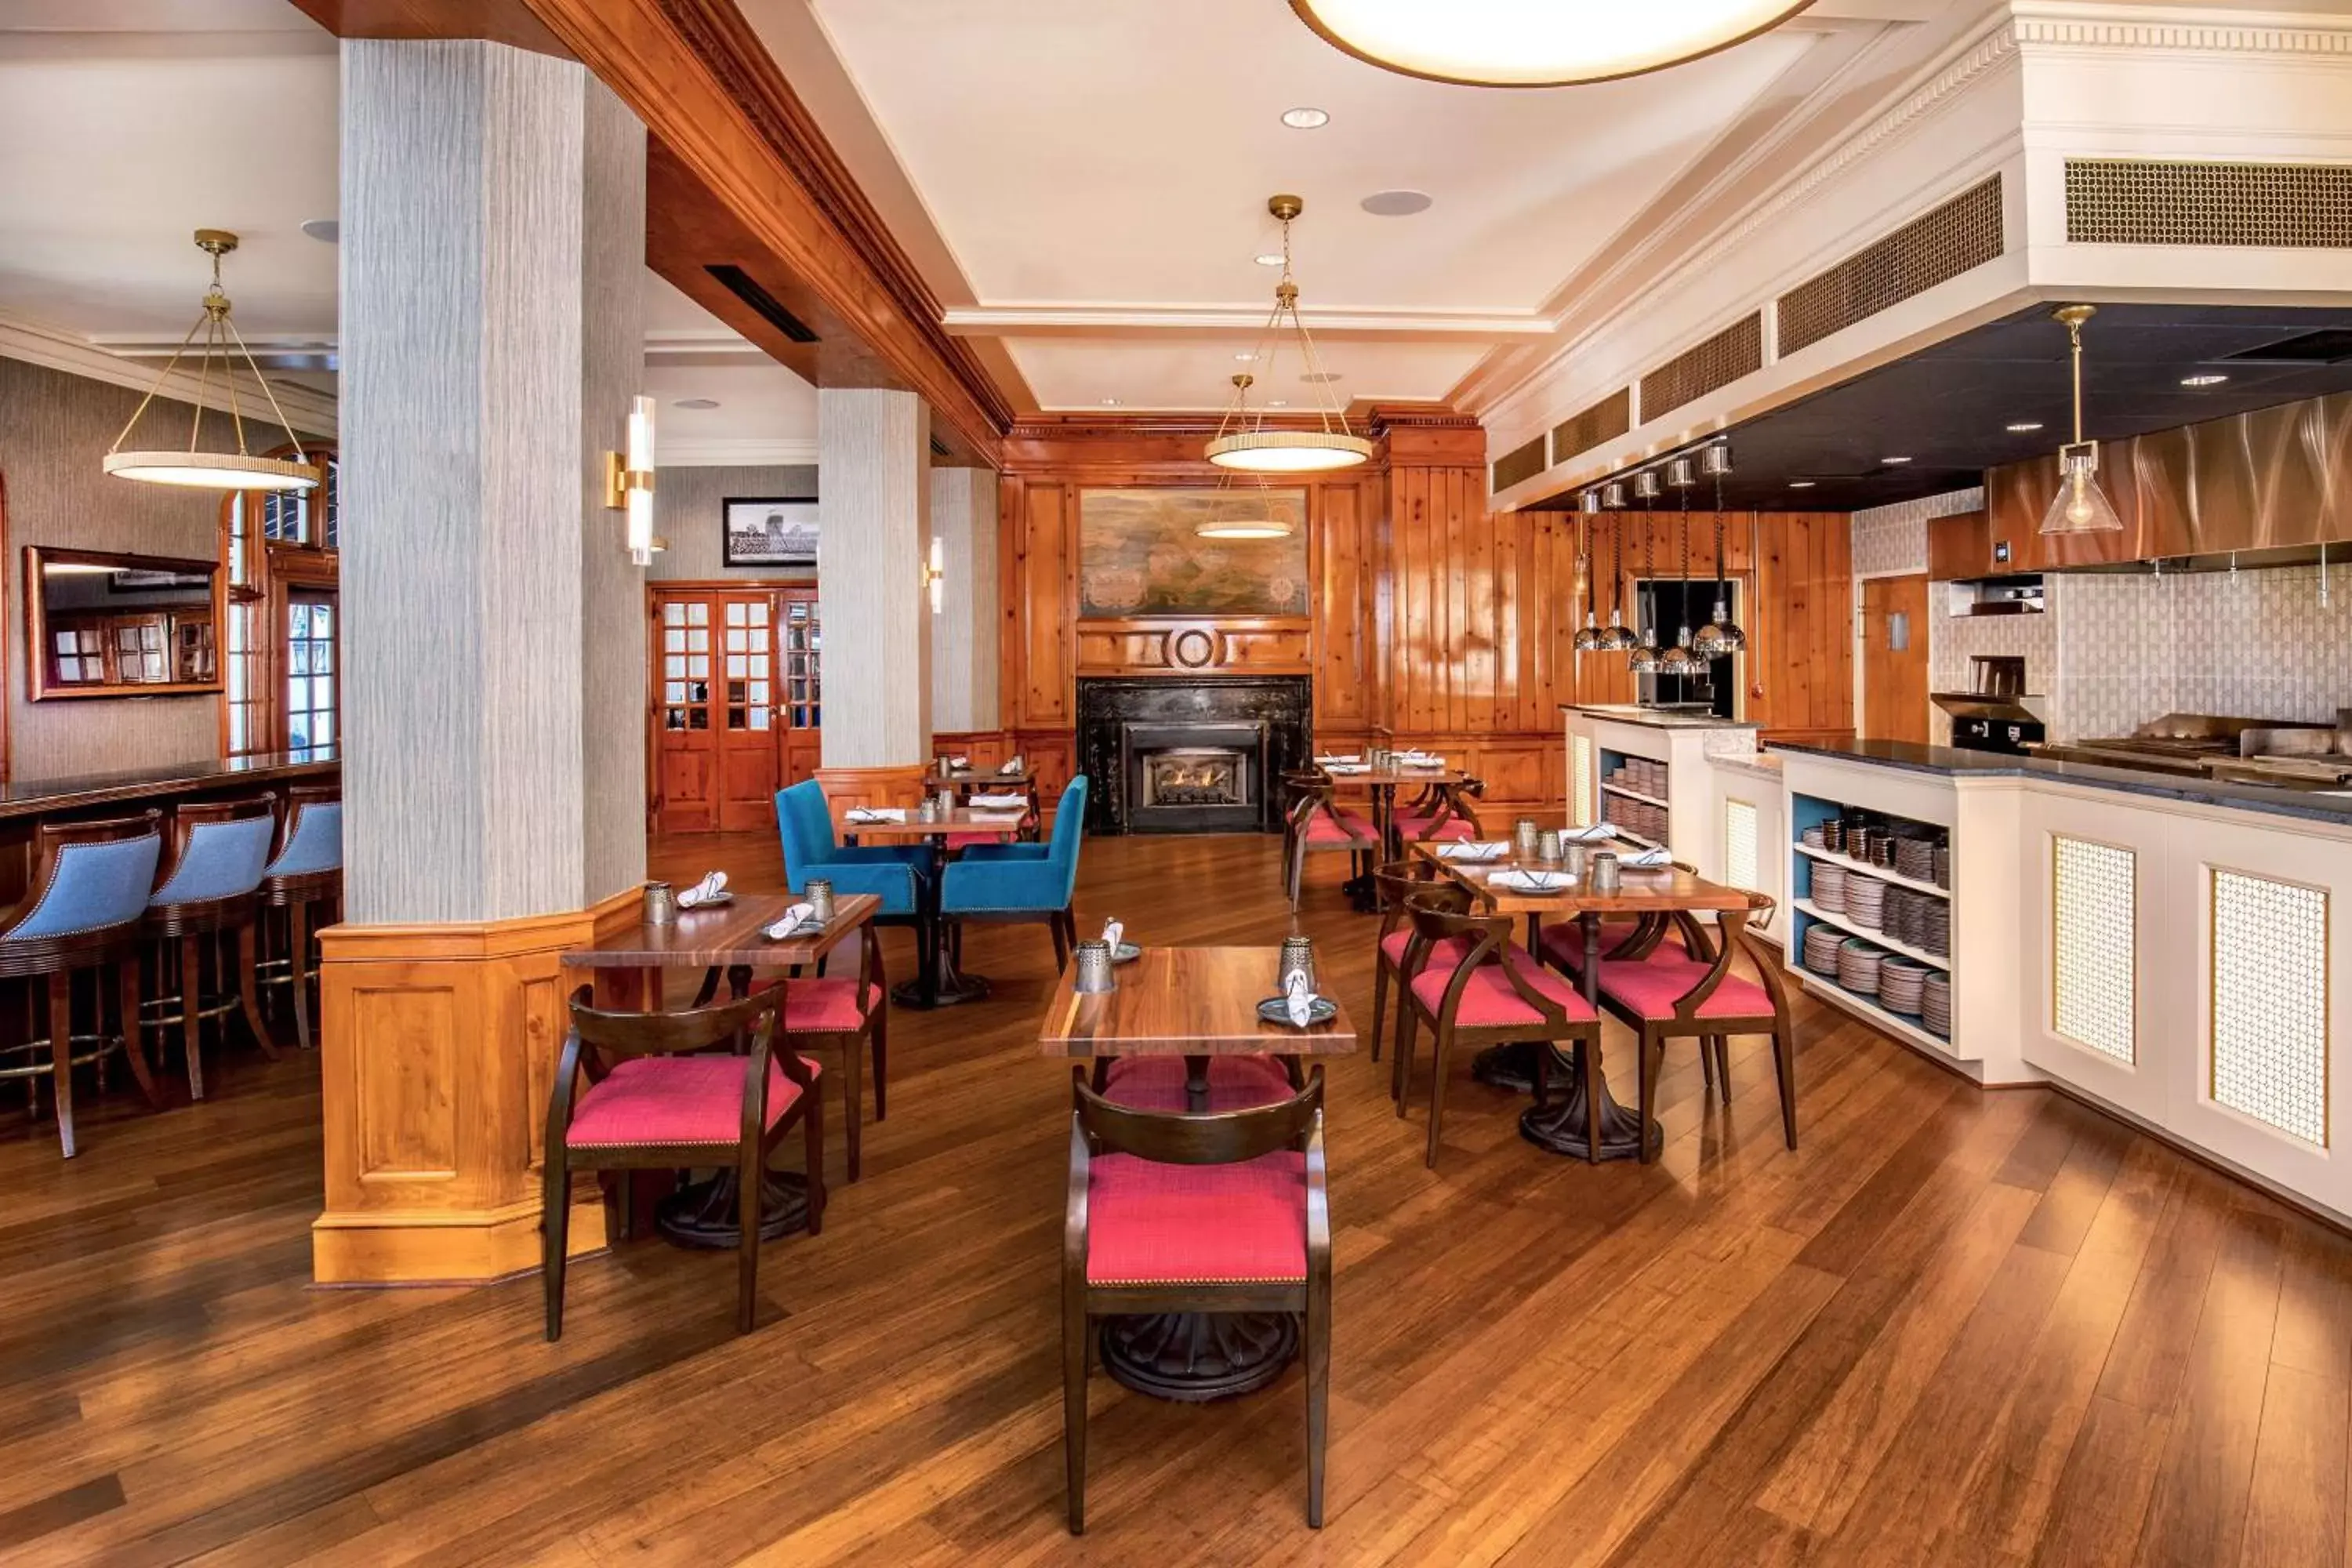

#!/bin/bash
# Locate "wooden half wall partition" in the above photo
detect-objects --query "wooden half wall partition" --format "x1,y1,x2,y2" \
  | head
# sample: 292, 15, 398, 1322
313, 887, 644, 1285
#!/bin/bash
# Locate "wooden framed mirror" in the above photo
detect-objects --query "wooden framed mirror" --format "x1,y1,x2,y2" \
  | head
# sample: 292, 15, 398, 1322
25, 546, 223, 702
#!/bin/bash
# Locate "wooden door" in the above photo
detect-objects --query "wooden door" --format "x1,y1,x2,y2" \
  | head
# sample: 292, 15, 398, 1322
779, 589, 822, 790
714, 592, 780, 831
654, 593, 720, 832
1860, 574, 1930, 744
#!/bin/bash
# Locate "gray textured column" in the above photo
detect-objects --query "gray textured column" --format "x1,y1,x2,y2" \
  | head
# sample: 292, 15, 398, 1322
928, 465, 1000, 734
339, 39, 647, 924
817, 387, 932, 766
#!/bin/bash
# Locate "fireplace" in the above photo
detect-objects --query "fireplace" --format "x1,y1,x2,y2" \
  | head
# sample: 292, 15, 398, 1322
1076, 676, 1312, 835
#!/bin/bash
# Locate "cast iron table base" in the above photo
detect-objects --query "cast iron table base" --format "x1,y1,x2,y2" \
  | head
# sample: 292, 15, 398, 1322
1099, 1311, 1300, 1401
1518, 1044, 1656, 1162
1472, 1042, 1540, 1094
654, 1168, 810, 1248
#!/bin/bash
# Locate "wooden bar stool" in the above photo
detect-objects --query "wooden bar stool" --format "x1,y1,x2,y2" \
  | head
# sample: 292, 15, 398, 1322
256, 786, 342, 1051
140, 794, 281, 1102
0, 812, 165, 1157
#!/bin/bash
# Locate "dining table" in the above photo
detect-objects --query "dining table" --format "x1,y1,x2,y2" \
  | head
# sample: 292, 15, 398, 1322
1039, 944, 1353, 1401
561, 889, 879, 1247
1319, 757, 1463, 906
839, 806, 1027, 1009
1410, 838, 1755, 1162
931, 764, 1041, 832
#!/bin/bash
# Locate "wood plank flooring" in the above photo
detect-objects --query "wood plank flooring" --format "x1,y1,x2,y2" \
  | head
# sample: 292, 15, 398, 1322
2, 829, 2347, 1564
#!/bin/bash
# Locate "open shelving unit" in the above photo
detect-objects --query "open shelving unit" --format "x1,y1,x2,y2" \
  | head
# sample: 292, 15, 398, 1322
1599, 747, 1671, 851
1788, 790, 1953, 1051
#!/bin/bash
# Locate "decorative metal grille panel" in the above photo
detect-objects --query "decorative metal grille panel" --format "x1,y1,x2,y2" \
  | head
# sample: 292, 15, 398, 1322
2066, 160, 2352, 248
1777, 176, 2004, 356
1726, 799, 1759, 894
2210, 869, 2329, 1147
2052, 836, 2135, 1065
1639, 315, 1763, 423
1571, 735, 1594, 828
1550, 388, 1634, 466
1493, 435, 1548, 494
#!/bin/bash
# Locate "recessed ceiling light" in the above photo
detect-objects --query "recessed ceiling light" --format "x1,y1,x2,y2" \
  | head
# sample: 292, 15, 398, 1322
1101, 398, 1120, 407
1234, 352, 1257, 361
1789, 480, 1817, 489
673, 397, 720, 410
2006, 421, 2044, 433
1268, 399, 1289, 408
1360, 189, 1433, 218
1882, 456, 1913, 465
1301, 371, 1342, 384
2182, 372, 2230, 387
1254, 252, 1286, 267
1280, 107, 1330, 129
299, 218, 339, 244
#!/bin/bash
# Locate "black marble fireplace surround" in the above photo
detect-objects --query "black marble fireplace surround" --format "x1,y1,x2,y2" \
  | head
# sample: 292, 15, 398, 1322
1076, 676, 1312, 834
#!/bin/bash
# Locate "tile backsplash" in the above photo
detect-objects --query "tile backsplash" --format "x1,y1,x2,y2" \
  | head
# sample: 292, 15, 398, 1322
1928, 575, 2062, 740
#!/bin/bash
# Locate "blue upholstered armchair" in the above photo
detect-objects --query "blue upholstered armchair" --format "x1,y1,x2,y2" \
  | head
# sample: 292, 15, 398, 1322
775, 780, 923, 919
939, 776, 1088, 970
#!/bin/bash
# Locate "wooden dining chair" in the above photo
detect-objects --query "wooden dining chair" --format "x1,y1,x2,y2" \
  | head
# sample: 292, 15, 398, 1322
1394, 777, 1486, 845
1062, 1069, 1330, 1534
1366, 862, 1470, 1076
1588, 892, 1797, 1163
1283, 779, 1377, 909
763, 928, 887, 1182
543, 985, 825, 1338
1394, 902, 1602, 1168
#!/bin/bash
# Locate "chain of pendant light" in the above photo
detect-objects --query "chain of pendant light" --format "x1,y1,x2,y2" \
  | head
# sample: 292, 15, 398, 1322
108, 234, 309, 471
1209, 203, 1358, 450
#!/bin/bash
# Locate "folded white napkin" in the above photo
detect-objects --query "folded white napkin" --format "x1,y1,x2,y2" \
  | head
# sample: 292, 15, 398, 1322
1563, 824, 1618, 843
1439, 840, 1510, 862
1619, 846, 1674, 869
1285, 968, 1319, 1028
1325, 761, 1370, 775
1102, 918, 1123, 951
1492, 868, 1572, 893
945, 754, 970, 768
844, 807, 906, 824
676, 870, 728, 909
763, 902, 817, 940
1315, 753, 1360, 765
969, 792, 1028, 809
1397, 750, 1444, 765
999, 756, 1025, 775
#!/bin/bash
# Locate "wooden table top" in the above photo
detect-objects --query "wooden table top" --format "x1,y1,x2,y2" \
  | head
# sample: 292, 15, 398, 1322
561, 891, 878, 968
1321, 764, 1460, 788
1409, 841, 1755, 917
839, 808, 1028, 840
938, 768, 1036, 788
1037, 946, 1357, 1056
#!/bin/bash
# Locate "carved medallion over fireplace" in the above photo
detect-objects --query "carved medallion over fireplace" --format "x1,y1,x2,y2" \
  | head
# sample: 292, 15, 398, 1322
1077, 677, 1312, 834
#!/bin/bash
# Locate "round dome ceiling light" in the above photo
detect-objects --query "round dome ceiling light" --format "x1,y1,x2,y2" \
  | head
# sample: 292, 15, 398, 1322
1280, 107, 1331, 129
299, 218, 340, 244
1255, 252, 1287, 267
1360, 189, 1432, 217
1290, 0, 1817, 87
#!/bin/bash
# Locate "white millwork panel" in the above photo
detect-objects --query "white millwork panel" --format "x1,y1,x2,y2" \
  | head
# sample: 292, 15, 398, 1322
1570, 731, 1595, 829
2052, 836, 2137, 1067
1705, 757, 1786, 945
2209, 869, 2329, 1149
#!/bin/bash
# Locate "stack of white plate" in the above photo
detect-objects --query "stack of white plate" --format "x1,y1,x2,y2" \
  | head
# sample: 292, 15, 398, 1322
1811, 862, 1846, 914
1802, 922, 1845, 976
1922, 971, 1952, 1036
1838, 938, 1887, 995
1845, 874, 1886, 931
1878, 956, 1929, 1014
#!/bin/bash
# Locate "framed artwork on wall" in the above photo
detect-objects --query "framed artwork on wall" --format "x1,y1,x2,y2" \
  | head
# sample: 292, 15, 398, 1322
1078, 487, 1309, 617
724, 496, 818, 568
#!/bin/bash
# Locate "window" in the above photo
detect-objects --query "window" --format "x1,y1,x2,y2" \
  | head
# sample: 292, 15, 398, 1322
285, 597, 336, 750
220, 445, 338, 757
783, 597, 821, 729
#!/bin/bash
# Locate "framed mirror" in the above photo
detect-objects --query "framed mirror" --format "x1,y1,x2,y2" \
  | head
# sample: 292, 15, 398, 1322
25, 546, 223, 702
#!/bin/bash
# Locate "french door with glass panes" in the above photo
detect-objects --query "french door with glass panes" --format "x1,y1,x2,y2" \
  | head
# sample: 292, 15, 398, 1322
285, 590, 338, 750
653, 588, 812, 833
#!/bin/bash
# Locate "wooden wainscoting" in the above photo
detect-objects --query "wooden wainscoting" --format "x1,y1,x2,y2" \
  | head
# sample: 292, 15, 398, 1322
312, 887, 641, 1285
811, 764, 930, 826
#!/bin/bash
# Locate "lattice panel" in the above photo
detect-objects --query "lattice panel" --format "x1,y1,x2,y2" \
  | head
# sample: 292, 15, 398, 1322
1571, 735, 1595, 828
2066, 160, 2352, 248
1640, 315, 1763, 423
2210, 869, 2330, 1147
1779, 176, 2003, 356
1493, 435, 1548, 494
1724, 799, 1760, 895
1551, 388, 1633, 466
2052, 836, 2136, 1065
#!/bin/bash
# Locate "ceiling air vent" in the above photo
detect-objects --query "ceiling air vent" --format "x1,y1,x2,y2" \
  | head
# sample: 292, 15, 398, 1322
2227, 328, 2352, 365
1550, 387, 1632, 465
929, 434, 953, 458
705, 263, 821, 343
2064, 159, 2352, 247
1640, 314, 1762, 423
1777, 176, 2003, 357
1493, 434, 1548, 493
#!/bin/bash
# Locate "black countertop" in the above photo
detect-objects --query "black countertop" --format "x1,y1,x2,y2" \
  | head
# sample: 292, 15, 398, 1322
0, 749, 339, 823
1766, 738, 2352, 828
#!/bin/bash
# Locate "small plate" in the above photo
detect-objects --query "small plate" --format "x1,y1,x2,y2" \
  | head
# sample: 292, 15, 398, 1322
764, 917, 828, 942
1258, 996, 1338, 1027
678, 891, 735, 910
1111, 942, 1143, 964
1490, 869, 1573, 894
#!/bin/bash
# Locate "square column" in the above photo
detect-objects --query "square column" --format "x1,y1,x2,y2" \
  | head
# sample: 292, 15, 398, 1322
930, 464, 1000, 735
817, 387, 932, 774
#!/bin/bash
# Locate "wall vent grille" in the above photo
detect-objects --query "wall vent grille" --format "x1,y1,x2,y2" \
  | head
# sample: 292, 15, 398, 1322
1493, 435, 1548, 494
1777, 176, 2004, 357
1550, 388, 1633, 466
2065, 160, 2352, 248
1640, 315, 1763, 423
706, 263, 822, 343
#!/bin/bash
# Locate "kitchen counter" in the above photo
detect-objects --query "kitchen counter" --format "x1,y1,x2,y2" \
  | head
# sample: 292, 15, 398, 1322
1562, 703, 1759, 731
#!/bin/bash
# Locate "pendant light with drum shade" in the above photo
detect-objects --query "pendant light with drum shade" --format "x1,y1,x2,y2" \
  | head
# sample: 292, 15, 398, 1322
1596, 482, 1639, 652
1573, 492, 1604, 652
1628, 471, 1662, 676
1203, 196, 1372, 475
1656, 457, 1700, 676
1288, 0, 1818, 87
104, 231, 321, 492
2039, 304, 2125, 536
1195, 374, 1298, 540
1690, 445, 1747, 656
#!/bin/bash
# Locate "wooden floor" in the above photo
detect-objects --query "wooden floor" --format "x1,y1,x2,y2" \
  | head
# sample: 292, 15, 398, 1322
3, 831, 2349, 1565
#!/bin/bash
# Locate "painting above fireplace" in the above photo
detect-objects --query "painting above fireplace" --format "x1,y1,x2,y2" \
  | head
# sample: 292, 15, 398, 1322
1077, 488, 1308, 617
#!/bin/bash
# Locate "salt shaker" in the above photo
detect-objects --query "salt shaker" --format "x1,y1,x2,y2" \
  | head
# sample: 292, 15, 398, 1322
1073, 939, 1116, 995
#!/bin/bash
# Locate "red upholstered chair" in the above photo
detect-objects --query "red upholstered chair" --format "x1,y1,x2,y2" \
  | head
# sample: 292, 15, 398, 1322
1395, 903, 1602, 1168
1367, 862, 1472, 1080
1592, 892, 1796, 1163
760, 929, 888, 1183
1062, 1070, 1330, 1534
1282, 778, 1376, 909
1094, 1052, 1298, 1110
1393, 777, 1486, 846
543, 985, 825, 1338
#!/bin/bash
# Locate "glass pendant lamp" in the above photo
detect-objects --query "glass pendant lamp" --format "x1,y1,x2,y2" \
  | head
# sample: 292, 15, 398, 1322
1690, 445, 1747, 655
2038, 304, 2125, 536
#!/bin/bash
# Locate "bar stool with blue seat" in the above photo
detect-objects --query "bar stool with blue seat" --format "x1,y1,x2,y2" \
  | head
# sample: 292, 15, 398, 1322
939, 775, 1088, 972
141, 793, 281, 1102
256, 785, 341, 1052
0, 811, 165, 1157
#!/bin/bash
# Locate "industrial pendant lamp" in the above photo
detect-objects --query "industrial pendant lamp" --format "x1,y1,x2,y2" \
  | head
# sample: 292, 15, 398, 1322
1573, 493, 1604, 652
1627, 473, 1662, 676
1290, 0, 1817, 88
1690, 445, 1747, 656
1656, 459, 1700, 675
1205, 196, 1372, 474
104, 230, 322, 492
2038, 303, 2125, 536
1196, 376, 1299, 539
1596, 483, 1639, 652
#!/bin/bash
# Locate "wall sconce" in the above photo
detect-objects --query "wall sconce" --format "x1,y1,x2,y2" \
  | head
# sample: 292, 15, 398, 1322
924, 535, 946, 615
604, 394, 657, 565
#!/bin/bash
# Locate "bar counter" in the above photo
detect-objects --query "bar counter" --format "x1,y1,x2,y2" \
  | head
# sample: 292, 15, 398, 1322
0, 748, 338, 823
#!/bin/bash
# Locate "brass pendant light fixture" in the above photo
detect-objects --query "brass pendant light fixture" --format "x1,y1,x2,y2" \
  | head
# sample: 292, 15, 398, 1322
1204, 196, 1373, 475
2038, 303, 2125, 536
1572, 492, 1604, 652
1195, 374, 1299, 539
1690, 444, 1747, 656
1595, 482, 1639, 652
104, 230, 322, 493
1289, 0, 1818, 89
